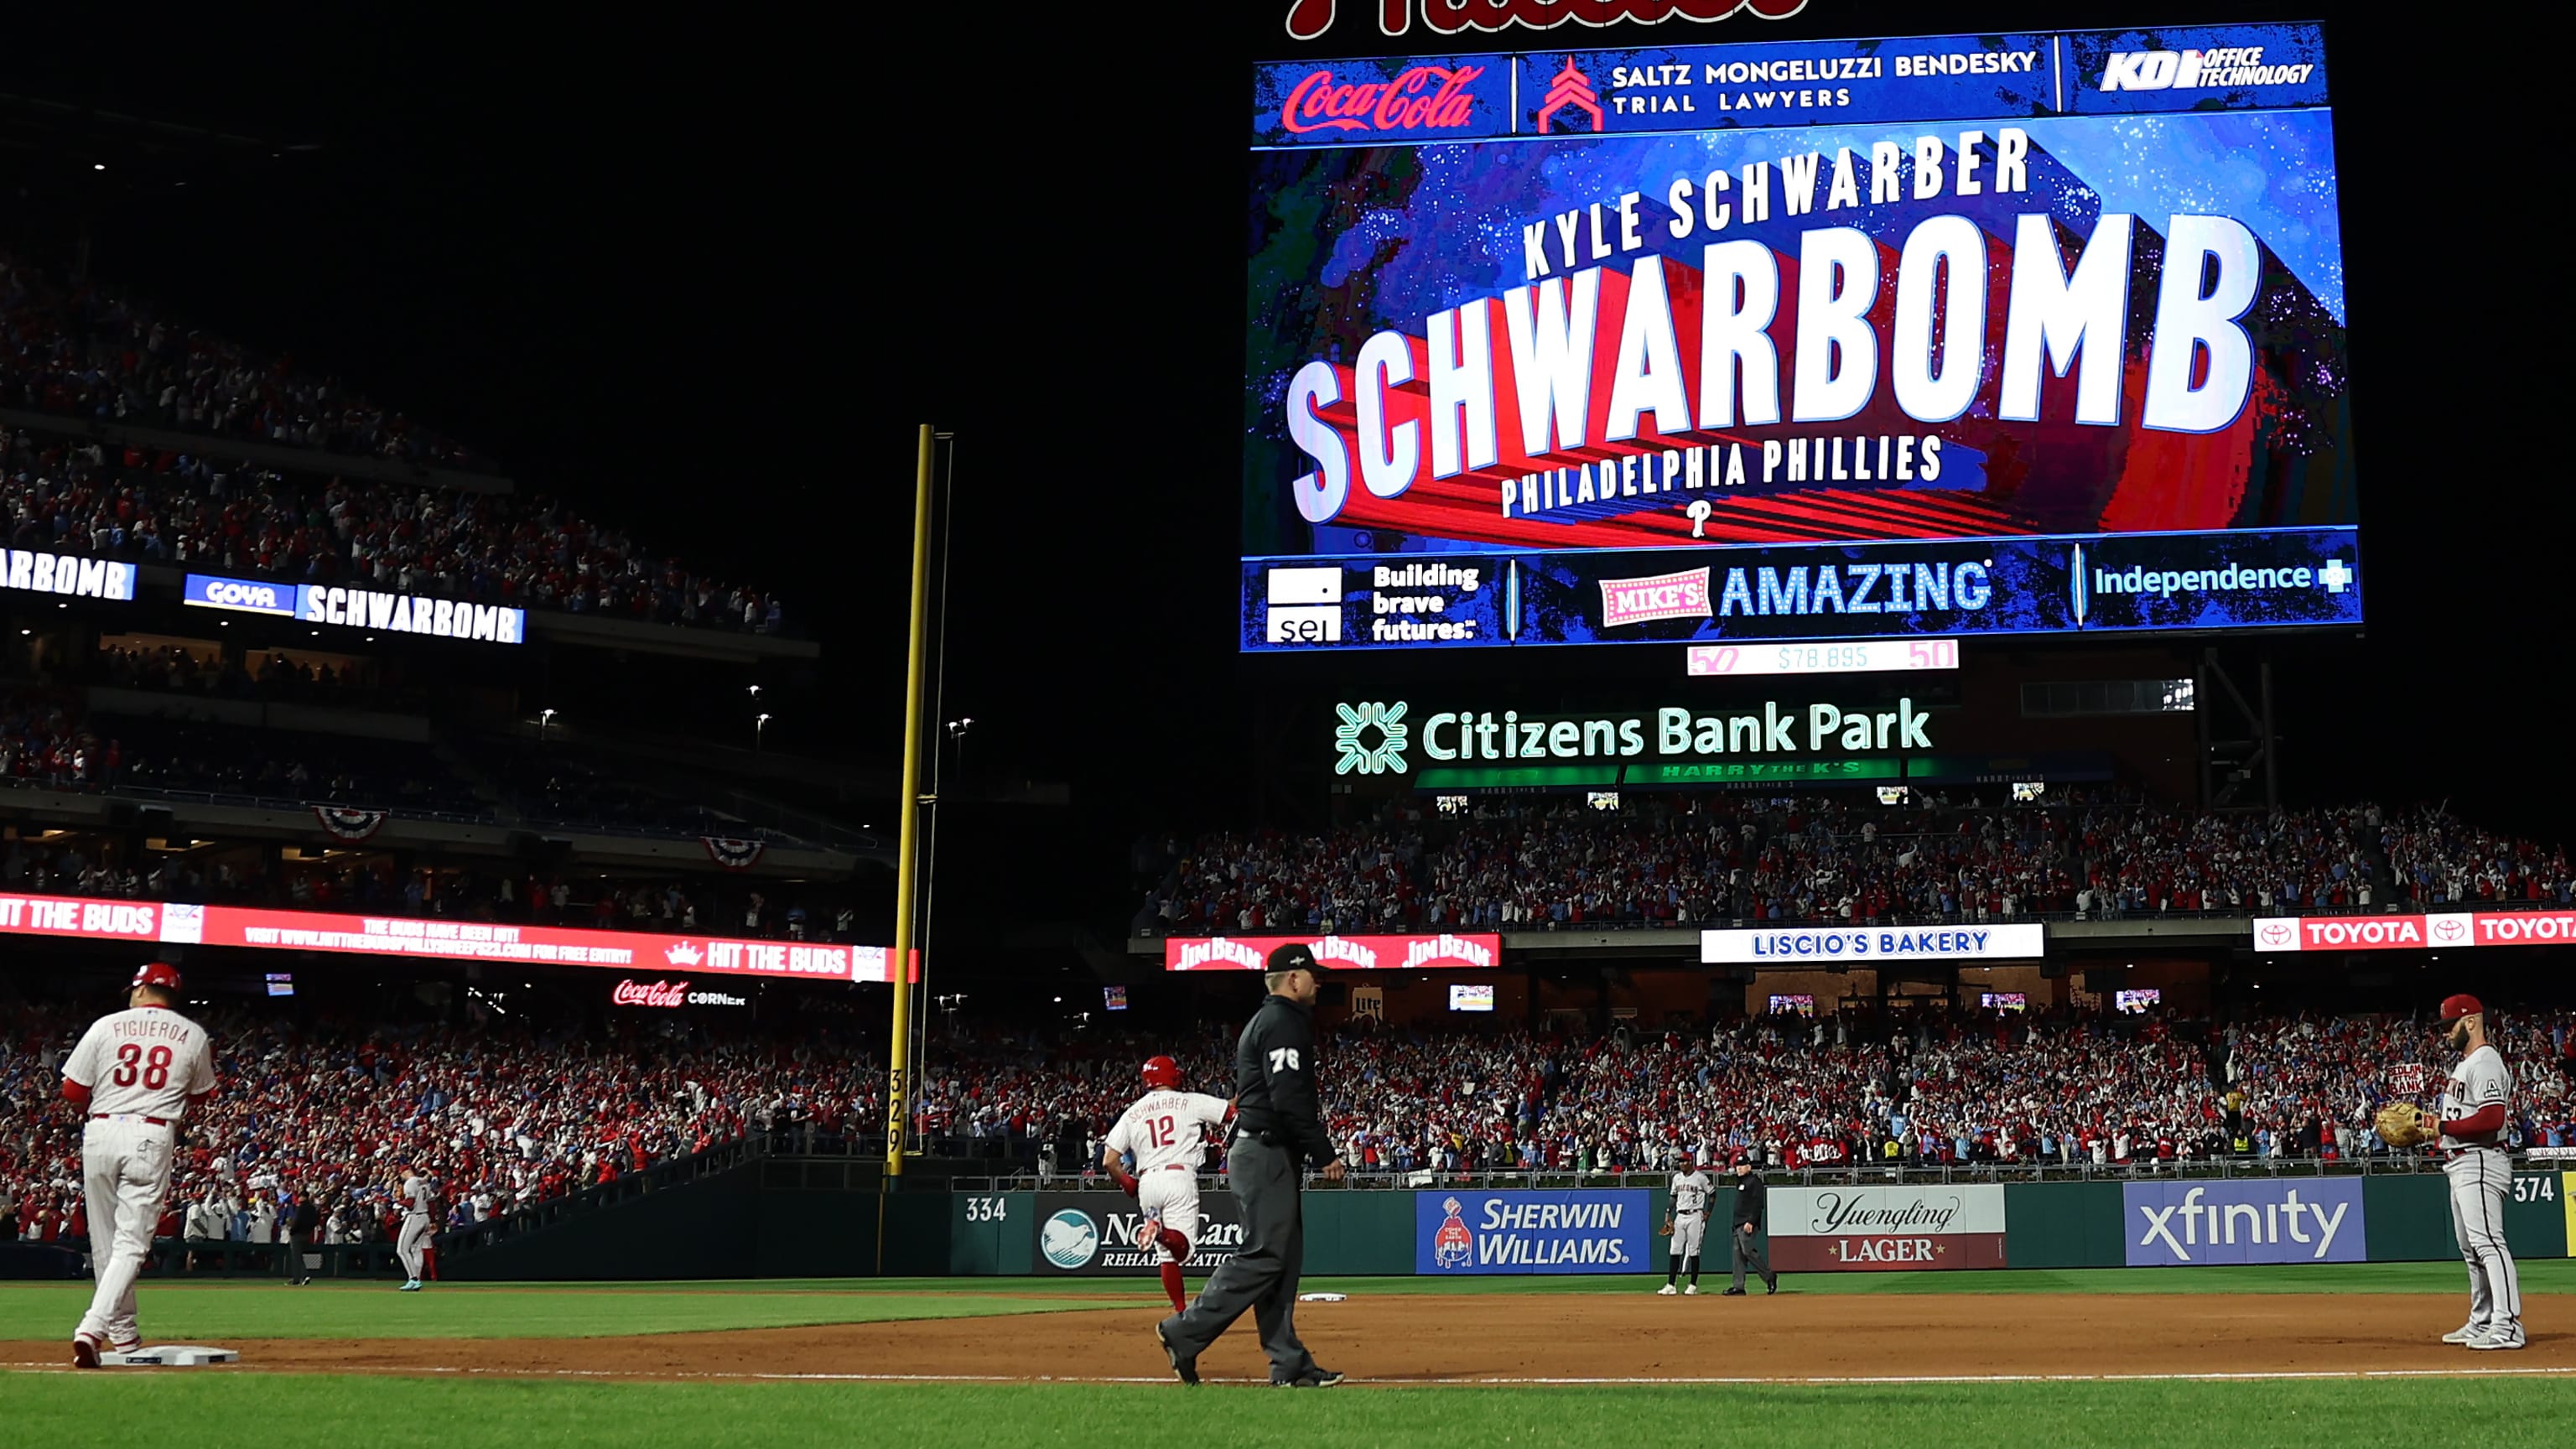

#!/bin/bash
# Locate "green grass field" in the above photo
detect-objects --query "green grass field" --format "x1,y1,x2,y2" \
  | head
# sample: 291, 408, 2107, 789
3, 1264, 2568, 1447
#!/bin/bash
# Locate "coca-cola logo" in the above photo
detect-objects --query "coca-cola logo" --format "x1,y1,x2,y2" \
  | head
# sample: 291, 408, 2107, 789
1283, 0, 1807, 42
1281, 65, 1483, 134
610, 979, 746, 1009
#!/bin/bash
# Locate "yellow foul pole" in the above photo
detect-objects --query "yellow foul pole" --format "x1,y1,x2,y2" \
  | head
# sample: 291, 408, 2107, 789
886, 423, 936, 1182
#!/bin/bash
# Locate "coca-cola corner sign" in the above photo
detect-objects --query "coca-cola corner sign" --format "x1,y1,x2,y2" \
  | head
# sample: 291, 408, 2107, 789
611, 979, 749, 1009
1163, 932, 1502, 971
1282, 0, 1807, 43
2253, 912, 2576, 953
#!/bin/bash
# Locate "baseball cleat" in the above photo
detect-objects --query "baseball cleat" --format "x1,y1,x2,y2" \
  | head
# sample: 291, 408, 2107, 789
1656, 1283, 1678, 1296
2442, 1322, 2485, 1345
1275, 1366, 1346, 1388
1722, 1286, 1747, 1296
1683, 1284, 1701, 1296
399, 1280, 423, 1291
72, 1334, 101, 1369
2468, 1326, 2527, 1351
1155, 1319, 1198, 1385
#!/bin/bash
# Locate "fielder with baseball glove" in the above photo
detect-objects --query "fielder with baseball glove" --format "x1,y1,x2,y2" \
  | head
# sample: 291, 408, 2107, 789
2375, 1101, 2435, 1149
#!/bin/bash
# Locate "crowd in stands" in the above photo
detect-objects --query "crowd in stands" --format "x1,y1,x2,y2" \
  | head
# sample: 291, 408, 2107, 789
0, 835, 866, 943
1140, 795, 2574, 932
929, 1007, 2576, 1179
2, 256, 482, 467
2, 686, 807, 843
1, 251, 789, 633
3, 1003, 888, 1254
3, 423, 787, 633
13, 1003, 2573, 1256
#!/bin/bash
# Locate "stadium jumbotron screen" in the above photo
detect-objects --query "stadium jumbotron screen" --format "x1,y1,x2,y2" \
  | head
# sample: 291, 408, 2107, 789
1243, 23, 2355, 654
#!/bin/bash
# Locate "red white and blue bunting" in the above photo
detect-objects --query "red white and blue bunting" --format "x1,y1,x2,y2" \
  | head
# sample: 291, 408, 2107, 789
313, 806, 391, 843
702, 836, 765, 870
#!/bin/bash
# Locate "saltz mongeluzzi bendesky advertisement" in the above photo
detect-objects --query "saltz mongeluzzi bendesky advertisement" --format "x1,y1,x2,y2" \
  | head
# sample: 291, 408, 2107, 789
1243, 23, 2356, 652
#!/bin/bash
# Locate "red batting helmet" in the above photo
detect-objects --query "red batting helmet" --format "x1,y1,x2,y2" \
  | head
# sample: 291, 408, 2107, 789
2440, 995, 2484, 1022
1141, 1056, 1182, 1091
131, 962, 182, 993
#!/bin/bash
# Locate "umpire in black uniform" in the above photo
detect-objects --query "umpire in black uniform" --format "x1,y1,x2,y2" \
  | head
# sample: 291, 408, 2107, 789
1724, 1153, 1776, 1295
1156, 943, 1346, 1387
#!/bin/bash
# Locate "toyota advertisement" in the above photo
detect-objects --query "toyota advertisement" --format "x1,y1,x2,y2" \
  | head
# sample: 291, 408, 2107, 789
0, 892, 910, 984
2254, 913, 2576, 954
1244, 23, 2356, 653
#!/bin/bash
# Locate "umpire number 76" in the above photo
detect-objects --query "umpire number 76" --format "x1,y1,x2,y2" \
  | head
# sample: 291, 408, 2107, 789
2511, 1177, 2557, 1204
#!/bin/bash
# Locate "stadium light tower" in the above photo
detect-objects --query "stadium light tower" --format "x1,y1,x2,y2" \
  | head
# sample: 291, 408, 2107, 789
755, 712, 772, 751
538, 707, 556, 744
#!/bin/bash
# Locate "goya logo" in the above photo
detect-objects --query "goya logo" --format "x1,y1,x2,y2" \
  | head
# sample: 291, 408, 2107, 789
1334, 701, 1410, 775
184, 574, 297, 615
1040, 1209, 1099, 1270
1432, 1196, 1474, 1270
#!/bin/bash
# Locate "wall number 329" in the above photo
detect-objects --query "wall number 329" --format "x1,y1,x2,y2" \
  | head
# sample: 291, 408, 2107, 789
2511, 1176, 2557, 1203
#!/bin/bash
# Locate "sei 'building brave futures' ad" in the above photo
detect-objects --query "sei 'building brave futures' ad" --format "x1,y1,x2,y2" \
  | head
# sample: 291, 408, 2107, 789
1242, 23, 2356, 652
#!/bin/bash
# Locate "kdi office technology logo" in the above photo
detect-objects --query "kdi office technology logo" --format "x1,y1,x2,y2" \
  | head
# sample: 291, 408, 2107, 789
1283, 0, 1807, 41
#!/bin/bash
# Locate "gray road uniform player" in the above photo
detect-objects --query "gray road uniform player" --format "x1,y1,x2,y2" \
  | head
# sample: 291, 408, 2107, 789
1156, 943, 1346, 1389
2434, 994, 2521, 1349
1660, 1165, 1713, 1293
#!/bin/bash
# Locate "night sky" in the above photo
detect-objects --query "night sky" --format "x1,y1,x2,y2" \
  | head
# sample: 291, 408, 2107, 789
8, 3, 2567, 916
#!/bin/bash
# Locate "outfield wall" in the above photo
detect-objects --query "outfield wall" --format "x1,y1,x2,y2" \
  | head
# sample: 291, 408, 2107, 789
947, 1173, 2575, 1278
434, 1165, 2575, 1280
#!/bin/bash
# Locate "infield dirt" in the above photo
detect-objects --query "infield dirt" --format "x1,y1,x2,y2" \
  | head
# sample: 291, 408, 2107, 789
3, 1291, 2561, 1382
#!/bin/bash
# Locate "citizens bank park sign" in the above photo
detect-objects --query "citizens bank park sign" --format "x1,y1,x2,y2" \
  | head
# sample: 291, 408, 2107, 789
0, 892, 914, 984
2254, 912, 2576, 953
1163, 932, 1500, 971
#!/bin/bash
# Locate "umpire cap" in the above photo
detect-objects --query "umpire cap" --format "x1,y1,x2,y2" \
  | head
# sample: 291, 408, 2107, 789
1265, 942, 1326, 975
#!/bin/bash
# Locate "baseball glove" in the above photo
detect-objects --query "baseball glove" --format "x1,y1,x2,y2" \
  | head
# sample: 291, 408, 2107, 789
2375, 1101, 2436, 1149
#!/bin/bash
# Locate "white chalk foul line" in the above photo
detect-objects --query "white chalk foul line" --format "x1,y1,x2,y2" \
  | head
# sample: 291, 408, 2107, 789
8, 1361, 2576, 1386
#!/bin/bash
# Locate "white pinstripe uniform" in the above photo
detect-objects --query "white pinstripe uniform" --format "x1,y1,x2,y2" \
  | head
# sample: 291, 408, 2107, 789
61, 1005, 216, 1350
1106, 1090, 1229, 1262
2439, 1043, 2519, 1342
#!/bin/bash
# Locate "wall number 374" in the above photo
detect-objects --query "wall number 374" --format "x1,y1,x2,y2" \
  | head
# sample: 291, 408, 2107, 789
2511, 1177, 2557, 1203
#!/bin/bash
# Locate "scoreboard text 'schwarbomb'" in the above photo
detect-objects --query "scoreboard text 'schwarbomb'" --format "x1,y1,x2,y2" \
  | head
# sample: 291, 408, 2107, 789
1243, 23, 2357, 653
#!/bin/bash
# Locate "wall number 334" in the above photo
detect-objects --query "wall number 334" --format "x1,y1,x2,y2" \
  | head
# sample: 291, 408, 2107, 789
963, 1197, 1010, 1222
2510, 1176, 2558, 1204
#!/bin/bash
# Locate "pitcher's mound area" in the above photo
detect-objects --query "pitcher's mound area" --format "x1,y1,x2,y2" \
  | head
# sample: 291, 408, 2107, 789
6, 1293, 2564, 1383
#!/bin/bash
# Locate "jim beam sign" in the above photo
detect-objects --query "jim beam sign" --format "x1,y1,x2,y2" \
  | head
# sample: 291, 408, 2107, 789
1766, 1185, 2007, 1271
